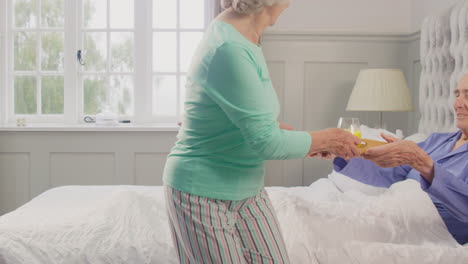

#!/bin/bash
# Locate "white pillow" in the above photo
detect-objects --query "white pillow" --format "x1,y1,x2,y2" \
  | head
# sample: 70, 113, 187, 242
327, 170, 386, 196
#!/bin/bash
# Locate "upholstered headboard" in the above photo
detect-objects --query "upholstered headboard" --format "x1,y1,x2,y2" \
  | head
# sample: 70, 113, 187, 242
418, 1, 468, 134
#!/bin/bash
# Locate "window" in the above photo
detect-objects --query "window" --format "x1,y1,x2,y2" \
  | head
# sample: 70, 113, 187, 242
80, 0, 135, 117
152, 0, 205, 118
11, 0, 65, 122
0, 0, 215, 125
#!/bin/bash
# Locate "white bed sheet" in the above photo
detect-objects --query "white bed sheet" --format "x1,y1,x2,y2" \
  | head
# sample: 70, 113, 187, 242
1, 176, 467, 264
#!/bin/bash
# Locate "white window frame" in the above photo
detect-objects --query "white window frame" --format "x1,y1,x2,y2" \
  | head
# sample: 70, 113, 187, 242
1, 0, 215, 126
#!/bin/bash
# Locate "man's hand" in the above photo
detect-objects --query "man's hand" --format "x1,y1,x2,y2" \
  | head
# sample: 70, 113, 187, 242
363, 133, 435, 182
380, 133, 400, 143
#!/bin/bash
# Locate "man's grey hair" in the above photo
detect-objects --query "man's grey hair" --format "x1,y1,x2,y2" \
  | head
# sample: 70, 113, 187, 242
221, 0, 289, 15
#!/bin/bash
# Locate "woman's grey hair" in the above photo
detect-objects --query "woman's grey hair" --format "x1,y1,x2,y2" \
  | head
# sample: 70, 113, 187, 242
221, 0, 289, 15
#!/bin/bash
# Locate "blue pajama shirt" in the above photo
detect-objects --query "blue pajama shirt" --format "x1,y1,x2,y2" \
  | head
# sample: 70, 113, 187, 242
333, 131, 468, 244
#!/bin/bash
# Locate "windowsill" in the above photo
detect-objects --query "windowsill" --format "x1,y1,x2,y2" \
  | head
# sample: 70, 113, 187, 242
0, 123, 181, 132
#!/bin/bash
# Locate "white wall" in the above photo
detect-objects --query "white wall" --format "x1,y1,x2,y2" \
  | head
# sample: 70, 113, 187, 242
272, 0, 461, 34
410, 0, 460, 32
0, 0, 6, 125
272, 0, 411, 33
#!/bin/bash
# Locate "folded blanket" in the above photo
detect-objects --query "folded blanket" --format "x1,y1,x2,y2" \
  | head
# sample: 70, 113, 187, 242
269, 179, 467, 263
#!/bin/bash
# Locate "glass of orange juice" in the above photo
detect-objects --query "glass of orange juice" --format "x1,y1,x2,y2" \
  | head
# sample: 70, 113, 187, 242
337, 117, 362, 138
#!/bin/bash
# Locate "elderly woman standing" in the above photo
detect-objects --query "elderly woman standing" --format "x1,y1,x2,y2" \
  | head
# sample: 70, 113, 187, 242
163, 0, 360, 263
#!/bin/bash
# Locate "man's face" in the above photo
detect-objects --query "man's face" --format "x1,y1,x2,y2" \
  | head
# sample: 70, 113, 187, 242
454, 74, 468, 130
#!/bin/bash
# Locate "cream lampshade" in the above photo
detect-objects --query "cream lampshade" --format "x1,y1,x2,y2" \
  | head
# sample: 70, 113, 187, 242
346, 69, 413, 128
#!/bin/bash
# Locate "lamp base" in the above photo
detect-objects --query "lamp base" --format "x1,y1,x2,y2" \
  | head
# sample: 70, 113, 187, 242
379, 111, 383, 129
373, 112, 387, 130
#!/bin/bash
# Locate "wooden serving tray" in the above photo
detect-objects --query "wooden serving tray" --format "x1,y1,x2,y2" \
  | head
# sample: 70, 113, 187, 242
358, 139, 388, 154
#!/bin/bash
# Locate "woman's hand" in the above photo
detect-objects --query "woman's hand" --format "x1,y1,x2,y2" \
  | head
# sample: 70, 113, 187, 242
363, 133, 435, 182
308, 128, 361, 159
308, 152, 336, 160
279, 122, 333, 160
278, 121, 294, 131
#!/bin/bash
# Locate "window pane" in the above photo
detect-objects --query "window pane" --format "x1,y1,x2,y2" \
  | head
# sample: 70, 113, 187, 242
83, 0, 107, 28
83, 75, 107, 114
14, 32, 37, 71
180, 32, 203, 72
42, 32, 64, 71
180, 0, 204, 29
110, 0, 134, 29
153, 32, 176, 72
180, 75, 187, 115
153, 0, 176, 29
153, 75, 176, 115
15, 76, 37, 114
41, 76, 64, 114
83, 32, 107, 72
110, 75, 134, 115
14, 0, 37, 28
41, 0, 64, 28
111, 32, 134, 72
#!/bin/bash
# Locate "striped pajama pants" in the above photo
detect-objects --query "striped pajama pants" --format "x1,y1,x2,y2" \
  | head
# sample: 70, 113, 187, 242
164, 186, 290, 264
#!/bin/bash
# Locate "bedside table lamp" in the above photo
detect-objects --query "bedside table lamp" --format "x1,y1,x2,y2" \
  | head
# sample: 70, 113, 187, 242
346, 69, 413, 128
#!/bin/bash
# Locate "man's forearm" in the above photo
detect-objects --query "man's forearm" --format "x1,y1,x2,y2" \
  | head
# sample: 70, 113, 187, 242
410, 148, 435, 182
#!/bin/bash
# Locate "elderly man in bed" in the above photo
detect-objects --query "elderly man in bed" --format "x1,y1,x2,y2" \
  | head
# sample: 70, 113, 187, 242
332, 74, 468, 245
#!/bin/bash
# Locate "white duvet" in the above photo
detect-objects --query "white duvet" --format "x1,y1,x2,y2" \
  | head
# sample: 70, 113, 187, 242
0, 174, 467, 264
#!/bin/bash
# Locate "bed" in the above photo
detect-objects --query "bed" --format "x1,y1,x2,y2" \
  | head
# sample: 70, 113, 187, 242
1, 172, 467, 264
2, 2, 468, 264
